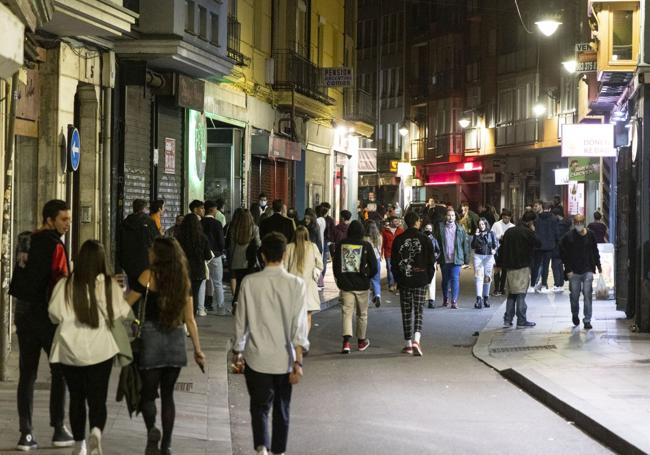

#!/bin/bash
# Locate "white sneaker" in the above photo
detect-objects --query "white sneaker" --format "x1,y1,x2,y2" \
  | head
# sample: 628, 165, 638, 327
87, 427, 102, 455
552, 286, 563, 293
256, 446, 268, 455
534, 284, 543, 294
527, 286, 535, 293
198, 309, 208, 317
72, 440, 87, 455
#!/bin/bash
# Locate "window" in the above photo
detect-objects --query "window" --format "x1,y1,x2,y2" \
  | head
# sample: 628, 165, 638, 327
229, 0, 237, 17
296, 0, 309, 57
498, 89, 514, 124
210, 13, 219, 45
612, 10, 633, 61
186, 0, 195, 33
198, 5, 207, 39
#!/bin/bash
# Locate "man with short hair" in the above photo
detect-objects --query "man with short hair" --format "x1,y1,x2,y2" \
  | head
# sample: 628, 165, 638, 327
491, 209, 515, 296
560, 214, 602, 330
189, 199, 205, 219
9, 200, 74, 451
587, 211, 609, 243
330, 210, 352, 250
203, 200, 226, 314
435, 208, 470, 309
532, 200, 543, 214
117, 199, 160, 287
459, 202, 479, 235
233, 232, 309, 455
499, 211, 540, 328
250, 193, 268, 225
531, 201, 559, 293
551, 207, 571, 292
259, 199, 296, 242
381, 216, 404, 292
333, 221, 378, 354
391, 212, 437, 356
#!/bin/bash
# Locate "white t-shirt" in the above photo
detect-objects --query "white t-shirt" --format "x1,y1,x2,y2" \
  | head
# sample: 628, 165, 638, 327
49, 275, 132, 366
491, 220, 515, 241
316, 217, 326, 248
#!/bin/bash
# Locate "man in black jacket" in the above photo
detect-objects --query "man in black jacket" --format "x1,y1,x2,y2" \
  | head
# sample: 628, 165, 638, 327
531, 201, 559, 293
500, 211, 540, 328
551, 206, 571, 292
333, 221, 378, 354
391, 212, 436, 356
259, 199, 296, 242
117, 199, 160, 287
559, 214, 602, 330
9, 200, 74, 451
202, 200, 226, 314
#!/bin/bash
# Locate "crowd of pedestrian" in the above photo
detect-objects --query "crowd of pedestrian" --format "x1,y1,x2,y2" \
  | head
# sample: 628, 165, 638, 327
6, 191, 609, 454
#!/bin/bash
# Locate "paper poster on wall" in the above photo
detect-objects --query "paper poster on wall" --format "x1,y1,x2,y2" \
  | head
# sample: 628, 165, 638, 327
554, 168, 570, 185
568, 182, 585, 215
164, 138, 176, 174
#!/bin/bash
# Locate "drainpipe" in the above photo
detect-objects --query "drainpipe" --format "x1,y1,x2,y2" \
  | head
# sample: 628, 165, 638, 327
0, 72, 19, 381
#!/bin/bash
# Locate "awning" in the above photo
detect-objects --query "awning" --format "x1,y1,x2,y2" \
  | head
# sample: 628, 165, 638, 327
251, 133, 301, 161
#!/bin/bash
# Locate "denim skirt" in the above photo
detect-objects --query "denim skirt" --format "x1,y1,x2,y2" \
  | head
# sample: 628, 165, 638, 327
139, 321, 187, 369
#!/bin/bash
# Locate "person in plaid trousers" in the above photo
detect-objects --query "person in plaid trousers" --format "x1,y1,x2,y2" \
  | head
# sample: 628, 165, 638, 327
391, 212, 437, 356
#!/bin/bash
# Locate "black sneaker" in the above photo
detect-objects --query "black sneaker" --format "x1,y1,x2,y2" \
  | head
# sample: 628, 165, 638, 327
52, 426, 74, 447
483, 296, 490, 308
517, 321, 536, 328
427, 299, 435, 309
373, 295, 381, 308
584, 322, 593, 330
145, 427, 161, 455
572, 315, 580, 326
474, 297, 482, 309
503, 320, 513, 328
17, 433, 37, 451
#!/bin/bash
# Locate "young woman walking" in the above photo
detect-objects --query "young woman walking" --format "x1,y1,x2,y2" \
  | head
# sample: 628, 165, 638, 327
364, 221, 383, 308
283, 225, 323, 333
177, 214, 212, 316
227, 208, 261, 311
49, 240, 132, 455
471, 218, 498, 309
126, 238, 205, 455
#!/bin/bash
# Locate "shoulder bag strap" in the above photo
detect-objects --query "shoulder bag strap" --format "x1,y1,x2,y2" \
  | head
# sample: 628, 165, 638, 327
135, 280, 150, 338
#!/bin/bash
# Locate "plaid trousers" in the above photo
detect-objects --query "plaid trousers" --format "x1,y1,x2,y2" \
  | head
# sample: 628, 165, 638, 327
399, 286, 428, 340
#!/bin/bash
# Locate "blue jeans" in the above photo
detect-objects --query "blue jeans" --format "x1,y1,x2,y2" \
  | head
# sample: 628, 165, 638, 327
207, 255, 224, 308
441, 263, 461, 303
504, 293, 528, 324
370, 256, 381, 298
386, 257, 395, 287
569, 272, 594, 323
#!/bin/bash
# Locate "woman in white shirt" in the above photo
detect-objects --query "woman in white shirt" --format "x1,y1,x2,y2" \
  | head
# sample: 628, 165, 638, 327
49, 240, 132, 455
284, 225, 323, 334
315, 205, 327, 288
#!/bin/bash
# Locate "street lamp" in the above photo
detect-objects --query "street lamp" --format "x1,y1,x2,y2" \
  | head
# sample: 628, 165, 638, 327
562, 60, 577, 74
458, 118, 471, 129
535, 19, 562, 37
398, 125, 409, 137
533, 103, 547, 118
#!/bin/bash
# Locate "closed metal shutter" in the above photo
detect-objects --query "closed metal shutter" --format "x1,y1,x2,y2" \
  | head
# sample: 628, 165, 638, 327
123, 85, 151, 215
157, 101, 184, 230
250, 157, 288, 204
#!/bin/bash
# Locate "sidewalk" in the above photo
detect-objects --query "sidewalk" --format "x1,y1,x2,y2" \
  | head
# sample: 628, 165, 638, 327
0, 269, 341, 455
473, 290, 650, 455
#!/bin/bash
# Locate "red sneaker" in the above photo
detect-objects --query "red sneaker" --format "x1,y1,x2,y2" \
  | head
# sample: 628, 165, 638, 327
401, 346, 413, 355
412, 341, 423, 356
341, 340, 351, 354
358, 338, 370, 351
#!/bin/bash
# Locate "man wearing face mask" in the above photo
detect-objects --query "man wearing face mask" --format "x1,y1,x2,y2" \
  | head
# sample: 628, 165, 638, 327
250, 193, 268, 225
559, 214, 602, 330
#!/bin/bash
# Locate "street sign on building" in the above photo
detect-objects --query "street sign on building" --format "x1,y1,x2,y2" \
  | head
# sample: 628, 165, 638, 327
480, 172, 496, 183
575, 43, 597, 73
322, 67, 353, 87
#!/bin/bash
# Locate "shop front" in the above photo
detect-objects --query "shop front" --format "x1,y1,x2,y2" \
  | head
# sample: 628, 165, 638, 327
250, 132, 301, 206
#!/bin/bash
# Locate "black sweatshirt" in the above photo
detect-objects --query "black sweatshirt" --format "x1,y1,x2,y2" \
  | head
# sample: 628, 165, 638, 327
559, 229, 601, 275
333, 238, 378, 291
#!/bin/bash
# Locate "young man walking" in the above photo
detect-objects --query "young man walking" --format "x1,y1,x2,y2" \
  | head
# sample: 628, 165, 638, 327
435, 208, 470, 309
391, 212, 437, 356
381, 216, 404, 292
491, 209, 515, 296
233, 232, 308, 455
531, 201, 559, 293
259, 199, 296, 243
9, 200, 74, 451
333, 221, 378, 353
499, 211, 540, 328
551, 206, 571, 292
560, 214, 602, 330
117, 199, 160, 288
202, 200, 226, 314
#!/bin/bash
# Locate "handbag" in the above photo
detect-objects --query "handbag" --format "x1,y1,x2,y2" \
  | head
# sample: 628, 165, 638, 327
101, 305, 135, 368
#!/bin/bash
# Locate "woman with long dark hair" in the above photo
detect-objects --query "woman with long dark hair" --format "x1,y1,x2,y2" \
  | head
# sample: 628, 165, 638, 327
226, 208, 260, 310
49, 240, 132, 455
176, 214, 212, 316
126, 238, 205, 455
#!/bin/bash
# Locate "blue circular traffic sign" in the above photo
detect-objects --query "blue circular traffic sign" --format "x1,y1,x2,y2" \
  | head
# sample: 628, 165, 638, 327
69, 128, 80, 171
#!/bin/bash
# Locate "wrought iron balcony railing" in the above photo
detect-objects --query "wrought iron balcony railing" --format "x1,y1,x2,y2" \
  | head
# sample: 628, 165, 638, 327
227, 16, 245, 66
343, 88, 375, 125
272, 49, 335, 105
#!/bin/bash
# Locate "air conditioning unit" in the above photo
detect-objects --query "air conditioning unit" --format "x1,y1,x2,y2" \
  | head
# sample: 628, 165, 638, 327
265, 58, 275, 85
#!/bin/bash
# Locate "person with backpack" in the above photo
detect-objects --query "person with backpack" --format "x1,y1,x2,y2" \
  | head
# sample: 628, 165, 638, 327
333, 221, 378, 354
117, 199, 160, 289
391, 212, 437, 356
9, 199, 74, 451
48, 240, 132, 455
471, 218, 498, 309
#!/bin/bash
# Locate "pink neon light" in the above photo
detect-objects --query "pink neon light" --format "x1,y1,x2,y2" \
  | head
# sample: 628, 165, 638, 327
425, 181, 457, 186
455, 162, 482, 172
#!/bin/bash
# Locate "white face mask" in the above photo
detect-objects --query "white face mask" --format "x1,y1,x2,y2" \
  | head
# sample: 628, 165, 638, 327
574, 224, 584, 232
259, 200, 267, 208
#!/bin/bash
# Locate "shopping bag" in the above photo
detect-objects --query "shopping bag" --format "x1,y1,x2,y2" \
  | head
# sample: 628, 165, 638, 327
595, 274, 608, 300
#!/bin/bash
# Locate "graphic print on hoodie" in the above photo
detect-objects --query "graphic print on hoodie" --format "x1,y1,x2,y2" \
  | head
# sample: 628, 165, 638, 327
341, 244, 363, 273
398, 238, 423, 277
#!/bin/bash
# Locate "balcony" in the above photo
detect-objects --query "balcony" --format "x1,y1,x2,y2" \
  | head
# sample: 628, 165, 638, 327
272, 49, 335, 106
343, 88, 375, 126
410, 138, 427, 161
40, 0, 137, 37
227, 15, 246, 66
430, 133, 464, 163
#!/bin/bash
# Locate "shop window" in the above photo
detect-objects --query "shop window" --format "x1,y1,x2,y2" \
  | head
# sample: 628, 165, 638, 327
611, 10, 633, 61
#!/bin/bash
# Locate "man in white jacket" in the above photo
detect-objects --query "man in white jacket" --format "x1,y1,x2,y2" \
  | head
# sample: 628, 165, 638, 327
233, 232, 309, 455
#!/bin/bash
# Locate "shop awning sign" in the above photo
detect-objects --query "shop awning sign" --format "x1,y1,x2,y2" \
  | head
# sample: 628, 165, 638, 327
568, 157, 599, 181
561, 123, 616, 157
322, 67, 353, 87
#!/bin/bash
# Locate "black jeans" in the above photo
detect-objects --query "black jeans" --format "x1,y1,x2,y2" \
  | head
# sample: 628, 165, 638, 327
551, 256, 565, 287
15, 301, 66, 434
191, 279, 203, 315
494, 268, 507, 293
531, 250, 553, 287
244, 367, 292, 454
140, 367, 181, 452
60, 359, 113, 441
